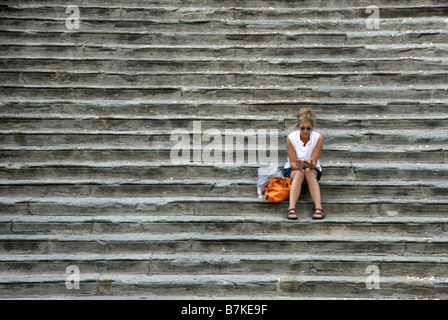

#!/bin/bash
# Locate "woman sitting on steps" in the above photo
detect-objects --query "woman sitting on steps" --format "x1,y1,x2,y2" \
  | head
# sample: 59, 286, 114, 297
283, 107, 324, 220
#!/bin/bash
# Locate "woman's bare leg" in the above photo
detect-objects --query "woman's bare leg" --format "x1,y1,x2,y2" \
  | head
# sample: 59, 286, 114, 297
288, 169, 305, 211
304, 168, 323, 212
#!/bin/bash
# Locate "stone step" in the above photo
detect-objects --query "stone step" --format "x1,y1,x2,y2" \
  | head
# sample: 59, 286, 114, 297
1, 179, 447, 199
1, 145, 446, 163
1, 233, 447, 256
2, 57, 447, 73
1, 113, 447, 131
2, 4, 447, 20
4, 0, 448, 8
3, 70, 448, 87
1, 215, 447, 237
2, 16, 447, 33
2, 84, 448, 100
2, 43, 448, 59
2, 129, 446, 146
1, 253, 447, 278
3, 178, 448, 199
1, 98, 446, 116
0, 273, 446, 299
1, 196, 447, 217
3, 29, 448, 46
0, 160, 447, 183
1, 162, 447, 181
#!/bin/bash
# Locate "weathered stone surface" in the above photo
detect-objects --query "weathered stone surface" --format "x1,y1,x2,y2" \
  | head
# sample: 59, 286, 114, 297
0, 0, 447, 299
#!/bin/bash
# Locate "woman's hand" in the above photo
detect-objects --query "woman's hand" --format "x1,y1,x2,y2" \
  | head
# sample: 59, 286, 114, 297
295, 158, 307, 169
297, 157, 316, 170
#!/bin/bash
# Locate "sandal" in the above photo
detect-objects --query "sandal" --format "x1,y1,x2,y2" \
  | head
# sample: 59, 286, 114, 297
312, 208, 325, 220
287, 208, 298, 220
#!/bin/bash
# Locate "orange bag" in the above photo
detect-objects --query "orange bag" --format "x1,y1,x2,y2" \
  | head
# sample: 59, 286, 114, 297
263, 177, 291, 203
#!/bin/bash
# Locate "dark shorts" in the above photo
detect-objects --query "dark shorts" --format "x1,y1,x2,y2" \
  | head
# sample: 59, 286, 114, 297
284, 167, 322, 181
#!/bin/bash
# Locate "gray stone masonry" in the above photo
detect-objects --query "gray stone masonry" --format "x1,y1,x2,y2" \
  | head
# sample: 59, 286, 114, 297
0, 0, 447, 299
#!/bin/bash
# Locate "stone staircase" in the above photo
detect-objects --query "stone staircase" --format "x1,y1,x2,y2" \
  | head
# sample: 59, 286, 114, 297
0, 0, 447, 299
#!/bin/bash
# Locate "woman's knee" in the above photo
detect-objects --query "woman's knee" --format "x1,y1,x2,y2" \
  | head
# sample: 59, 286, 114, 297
304, 168, 317, 179
291, 169, 304, 181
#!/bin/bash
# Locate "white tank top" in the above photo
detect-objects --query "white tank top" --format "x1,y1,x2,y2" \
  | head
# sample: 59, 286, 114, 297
284, 130, 322, 171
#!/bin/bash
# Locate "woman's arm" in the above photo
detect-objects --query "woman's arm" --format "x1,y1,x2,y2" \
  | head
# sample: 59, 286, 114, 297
286, 137, 303, 170
304, 135, 323, 169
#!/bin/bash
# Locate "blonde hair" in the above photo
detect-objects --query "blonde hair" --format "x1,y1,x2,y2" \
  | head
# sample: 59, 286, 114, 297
295, 107, 316, 128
